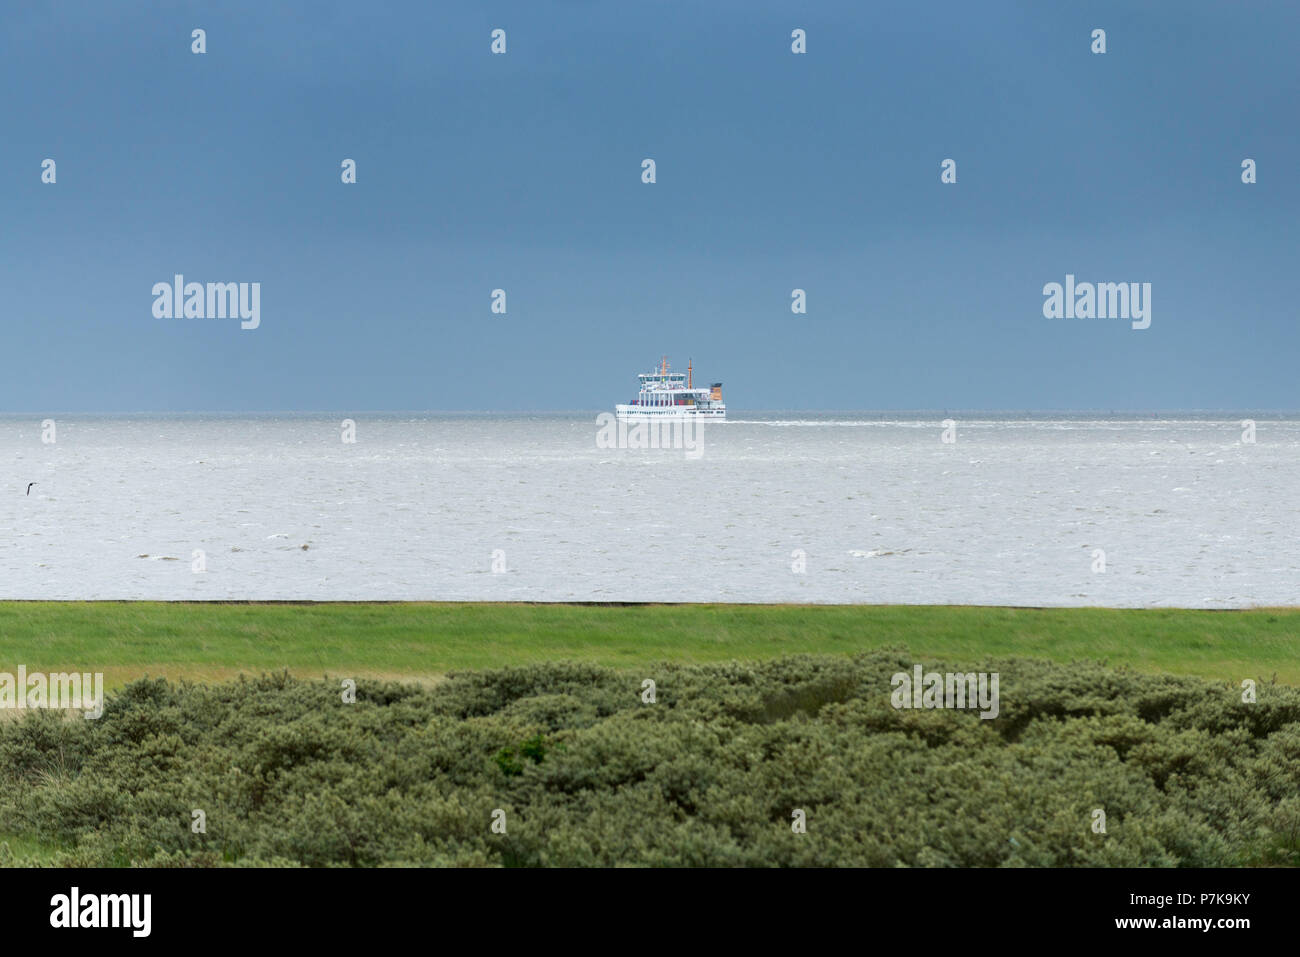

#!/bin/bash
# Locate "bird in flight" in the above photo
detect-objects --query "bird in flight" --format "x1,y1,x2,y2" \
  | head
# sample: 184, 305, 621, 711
26, 483, 36, 496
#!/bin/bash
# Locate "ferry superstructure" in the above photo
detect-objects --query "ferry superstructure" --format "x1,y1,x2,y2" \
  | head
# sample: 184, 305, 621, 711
615, 357, 725, 420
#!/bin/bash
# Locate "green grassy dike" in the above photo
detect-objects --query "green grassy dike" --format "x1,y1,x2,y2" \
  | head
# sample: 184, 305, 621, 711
0, 601, 1296, 688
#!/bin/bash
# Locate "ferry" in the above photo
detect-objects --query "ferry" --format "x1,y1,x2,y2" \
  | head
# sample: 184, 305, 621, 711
615, 357, 725, 421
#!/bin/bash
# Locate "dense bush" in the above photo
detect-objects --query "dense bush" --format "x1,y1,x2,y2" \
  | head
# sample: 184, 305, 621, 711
0, 652, 1296, 867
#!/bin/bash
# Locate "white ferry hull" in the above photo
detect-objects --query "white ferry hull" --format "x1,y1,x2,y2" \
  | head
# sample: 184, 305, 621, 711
615, 404, 725, 421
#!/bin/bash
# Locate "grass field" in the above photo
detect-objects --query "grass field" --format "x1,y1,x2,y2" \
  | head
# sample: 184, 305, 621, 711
0, 601, 1296, 688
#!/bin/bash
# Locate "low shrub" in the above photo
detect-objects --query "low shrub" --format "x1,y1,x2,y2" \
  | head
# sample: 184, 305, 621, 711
0, 653, 1294, 867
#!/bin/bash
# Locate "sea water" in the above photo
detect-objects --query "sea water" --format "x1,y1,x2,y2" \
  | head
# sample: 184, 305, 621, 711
2, 413, 1296, 606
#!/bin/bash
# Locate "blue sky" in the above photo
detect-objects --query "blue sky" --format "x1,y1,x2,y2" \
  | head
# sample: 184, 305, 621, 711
2, 1, 1296, 411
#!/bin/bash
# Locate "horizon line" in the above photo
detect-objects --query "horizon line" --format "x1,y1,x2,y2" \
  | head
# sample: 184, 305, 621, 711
1, 408, 1298, 417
